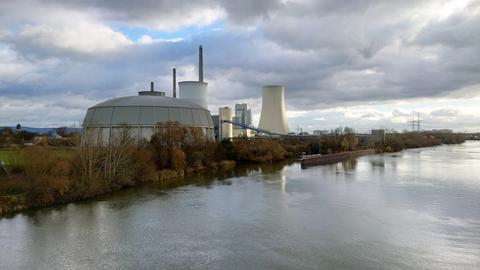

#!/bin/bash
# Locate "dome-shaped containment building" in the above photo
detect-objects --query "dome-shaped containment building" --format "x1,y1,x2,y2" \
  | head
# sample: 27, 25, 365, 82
83, 93, 214, 144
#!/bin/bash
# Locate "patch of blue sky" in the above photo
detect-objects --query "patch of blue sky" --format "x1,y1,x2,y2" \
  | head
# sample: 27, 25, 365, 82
118, 21, 223, 41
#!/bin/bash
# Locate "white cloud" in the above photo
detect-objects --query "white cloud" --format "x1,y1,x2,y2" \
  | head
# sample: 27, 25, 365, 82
138, 35, 154, 44
137, 6, 225, 32
0, 94, 98, 127
18, 21, 132, 54
0, 48, 34, 81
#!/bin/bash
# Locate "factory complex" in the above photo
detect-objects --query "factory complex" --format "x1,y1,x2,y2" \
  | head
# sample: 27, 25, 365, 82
82, 46, 289, 143
212, 85, 289, 140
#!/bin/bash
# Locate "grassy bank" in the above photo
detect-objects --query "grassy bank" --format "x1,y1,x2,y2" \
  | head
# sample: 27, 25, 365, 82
0, 148, 24, 167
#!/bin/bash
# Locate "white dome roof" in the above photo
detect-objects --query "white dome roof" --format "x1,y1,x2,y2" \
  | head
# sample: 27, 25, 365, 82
83, 95, 213, 128
91, 95, 205, 109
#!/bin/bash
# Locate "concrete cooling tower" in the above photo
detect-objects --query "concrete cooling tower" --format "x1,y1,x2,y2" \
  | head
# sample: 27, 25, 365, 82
258, 85, 289, 134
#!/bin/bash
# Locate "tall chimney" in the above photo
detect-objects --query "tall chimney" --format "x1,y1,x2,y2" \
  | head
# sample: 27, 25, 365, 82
199, 45, 203, 82
173, 68, 177, 98
150, 81, 154, 92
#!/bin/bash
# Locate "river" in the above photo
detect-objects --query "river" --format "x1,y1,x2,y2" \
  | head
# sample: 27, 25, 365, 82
1, 142, 480, 269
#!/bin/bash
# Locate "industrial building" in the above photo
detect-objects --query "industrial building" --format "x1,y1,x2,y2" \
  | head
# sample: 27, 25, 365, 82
258, 85, 289, 135
233, 103, 252, 137
211, 103, 253, 140
234, 103, 252, 127
82, 46, 214, 143
371, 129, 386, 144
212, 86, 290, 139
218, 107, 233, 140
83, 45, 292, 142
178, 46, 208, 109
313, 130, 329, 136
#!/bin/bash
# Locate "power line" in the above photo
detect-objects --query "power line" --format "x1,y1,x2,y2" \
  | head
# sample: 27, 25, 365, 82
409, 113, 421, 132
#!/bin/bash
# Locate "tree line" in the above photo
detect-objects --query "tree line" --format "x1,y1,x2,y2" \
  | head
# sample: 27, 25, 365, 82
0, 124, 467, 215
0, 123, 291, 212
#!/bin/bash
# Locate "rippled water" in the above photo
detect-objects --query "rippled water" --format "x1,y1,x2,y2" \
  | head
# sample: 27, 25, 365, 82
1, 142, 480, 269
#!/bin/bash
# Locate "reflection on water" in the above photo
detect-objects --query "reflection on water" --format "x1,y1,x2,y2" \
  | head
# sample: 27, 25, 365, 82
1, 142, 480, 269
339, 158, 357, 172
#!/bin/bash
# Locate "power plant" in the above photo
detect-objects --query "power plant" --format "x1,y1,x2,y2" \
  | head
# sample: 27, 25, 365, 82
82, 45, 292, 142
212, 86, 288, 139
82, 46, 214, 143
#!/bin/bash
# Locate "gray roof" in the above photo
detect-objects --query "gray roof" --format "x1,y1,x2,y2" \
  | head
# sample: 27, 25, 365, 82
83, 95, 213, 128
92, 95, 205, 110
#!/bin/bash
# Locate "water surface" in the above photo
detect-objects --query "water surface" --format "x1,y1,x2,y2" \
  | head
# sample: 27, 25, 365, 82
1, 142, 480, 269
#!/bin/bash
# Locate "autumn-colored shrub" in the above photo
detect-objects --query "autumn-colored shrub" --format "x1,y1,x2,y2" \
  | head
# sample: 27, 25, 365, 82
22, 147, 73, 206
129, 143, 157, 183
158, 169, 182, 181
219, 160, 236, 169
170, 146, 186, 172
0, 176, 28, 196
192, 159, 204, 171
233, 139, 287, 163
48, 160, 72, 197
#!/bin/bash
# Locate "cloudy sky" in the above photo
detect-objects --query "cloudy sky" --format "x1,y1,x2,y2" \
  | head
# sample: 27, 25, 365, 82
0, 0, 479, 132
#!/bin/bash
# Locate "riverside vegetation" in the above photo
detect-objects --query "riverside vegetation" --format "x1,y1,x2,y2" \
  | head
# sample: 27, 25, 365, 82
0, 125, 466, 216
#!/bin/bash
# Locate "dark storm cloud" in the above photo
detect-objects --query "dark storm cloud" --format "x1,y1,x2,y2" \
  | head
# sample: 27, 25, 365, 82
219, 0, 281, 23
31, 0, 282, 29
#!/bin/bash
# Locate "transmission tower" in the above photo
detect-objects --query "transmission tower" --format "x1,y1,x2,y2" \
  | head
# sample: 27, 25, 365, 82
417, 113, 421, 132
409, 113, 421, 132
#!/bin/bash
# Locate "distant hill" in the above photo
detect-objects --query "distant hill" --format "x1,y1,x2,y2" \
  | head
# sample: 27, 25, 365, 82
0, 126, 82, 135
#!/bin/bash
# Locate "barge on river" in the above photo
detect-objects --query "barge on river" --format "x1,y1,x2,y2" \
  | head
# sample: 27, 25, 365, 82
300, 149, 375, 168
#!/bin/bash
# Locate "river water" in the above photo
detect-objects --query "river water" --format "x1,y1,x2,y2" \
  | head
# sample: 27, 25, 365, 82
1, 142, 480, 269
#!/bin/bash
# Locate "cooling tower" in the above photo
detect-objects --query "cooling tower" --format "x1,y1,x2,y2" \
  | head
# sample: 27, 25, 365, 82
178, 45, 208, 108
178, 81, 208, 109
258, 85, 289, 134
219, 107, 233, 139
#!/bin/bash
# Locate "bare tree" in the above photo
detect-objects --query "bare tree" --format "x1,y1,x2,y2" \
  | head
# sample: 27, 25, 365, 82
72, 127, 103, 194
102, 125, 134, 184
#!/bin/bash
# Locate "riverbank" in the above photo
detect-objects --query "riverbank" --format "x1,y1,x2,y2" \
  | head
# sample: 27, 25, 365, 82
0, 134, 289, 216
0, 130, 467, 217
379, 131, 466, 152
0, 157, 239, 217
0, 194, 27, 216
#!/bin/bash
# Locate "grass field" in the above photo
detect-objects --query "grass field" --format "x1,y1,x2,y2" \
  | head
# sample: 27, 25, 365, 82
0, 148, 24, 167
0, 147, 76, 168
